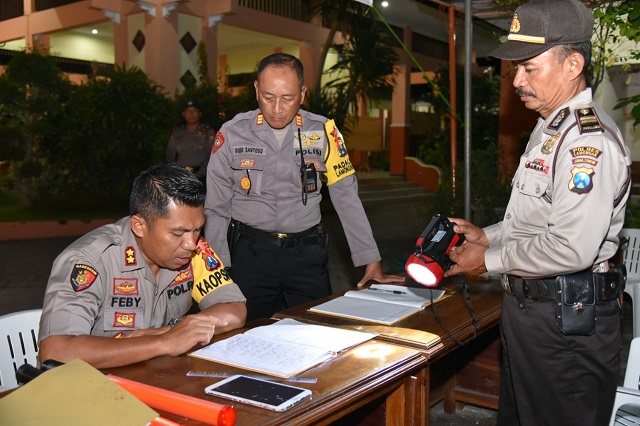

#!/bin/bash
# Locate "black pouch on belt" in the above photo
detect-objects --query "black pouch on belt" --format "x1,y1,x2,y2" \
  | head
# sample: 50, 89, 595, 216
556, 268, 596, 336
594, 264, 626, 299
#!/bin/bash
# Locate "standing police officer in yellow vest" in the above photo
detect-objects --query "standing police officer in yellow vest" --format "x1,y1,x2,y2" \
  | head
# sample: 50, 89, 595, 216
204, 53, 403, 321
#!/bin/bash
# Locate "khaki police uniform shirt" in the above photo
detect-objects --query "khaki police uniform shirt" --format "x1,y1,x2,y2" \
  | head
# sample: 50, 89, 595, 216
484, 89, 631, 278
39, 217, 245, 340
166, 123, 214, 179
204, 108, 381, 267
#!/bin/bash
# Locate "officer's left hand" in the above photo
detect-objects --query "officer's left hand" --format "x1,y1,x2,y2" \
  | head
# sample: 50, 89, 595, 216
356, 261, 405, 287
445, 241, 488, 277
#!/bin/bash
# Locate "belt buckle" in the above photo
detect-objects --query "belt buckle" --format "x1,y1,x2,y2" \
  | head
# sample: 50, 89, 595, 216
275, 233, 288, 239
500, 274, 512, 295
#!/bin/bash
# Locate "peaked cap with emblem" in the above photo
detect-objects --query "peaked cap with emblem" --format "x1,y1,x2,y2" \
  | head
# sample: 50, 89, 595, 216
489, 0, 594, 61
183, 99, 200, 111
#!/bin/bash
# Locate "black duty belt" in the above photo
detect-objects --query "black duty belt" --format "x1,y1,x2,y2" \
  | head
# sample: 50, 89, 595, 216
501, 274, 621, 303
237, 222, 321, 249
501, 276, 557, 301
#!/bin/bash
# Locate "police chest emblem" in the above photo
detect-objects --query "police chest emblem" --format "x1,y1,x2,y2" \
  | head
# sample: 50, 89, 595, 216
240, 175, 251, 192
541, 132, 561, 155
113, 312, 136, 328
569, 166, 595, 194
70, 264, 98, 292
113, 278, 139, 295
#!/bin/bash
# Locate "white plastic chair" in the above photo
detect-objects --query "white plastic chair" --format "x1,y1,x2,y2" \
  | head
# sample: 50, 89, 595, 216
0, 309, 42, 389
610, 337, 640, 425
619, 228, 640, 338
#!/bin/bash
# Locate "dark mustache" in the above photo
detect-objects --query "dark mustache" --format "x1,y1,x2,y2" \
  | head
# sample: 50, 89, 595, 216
515, 88, 535, 98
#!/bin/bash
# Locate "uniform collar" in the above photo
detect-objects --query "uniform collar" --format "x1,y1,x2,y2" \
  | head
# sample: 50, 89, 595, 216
543, 89, 592, 135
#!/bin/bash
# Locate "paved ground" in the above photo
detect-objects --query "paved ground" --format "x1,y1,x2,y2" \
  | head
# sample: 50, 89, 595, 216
0, 175, 633, 425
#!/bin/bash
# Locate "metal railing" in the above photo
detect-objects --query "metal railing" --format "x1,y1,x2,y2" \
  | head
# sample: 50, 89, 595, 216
238, 0, 311, 22
0, 0, 84, 22
0, 49, 113, 76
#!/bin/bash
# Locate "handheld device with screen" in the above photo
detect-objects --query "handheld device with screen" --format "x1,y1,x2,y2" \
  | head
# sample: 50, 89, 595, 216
204, 375, 312, 412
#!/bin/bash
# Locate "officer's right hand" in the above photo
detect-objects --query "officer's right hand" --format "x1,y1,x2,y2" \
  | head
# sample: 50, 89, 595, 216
162, 314, 228, 355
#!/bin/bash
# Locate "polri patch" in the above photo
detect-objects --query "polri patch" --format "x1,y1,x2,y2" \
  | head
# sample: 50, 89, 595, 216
331, 126, 348, 157
212, 131, 225, 153
569, 166, 595, 194
70, 264, 98, 292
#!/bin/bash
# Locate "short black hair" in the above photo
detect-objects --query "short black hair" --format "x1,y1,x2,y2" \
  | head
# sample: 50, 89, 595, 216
554, 41, 592, 75
129, 163, 206, 223
256, 53, 304, 88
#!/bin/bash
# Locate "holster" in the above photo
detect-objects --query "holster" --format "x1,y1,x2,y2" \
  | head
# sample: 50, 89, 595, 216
227, 219, 242, 263
556, 268, 596, 336
316, 223, 329, 251
594, 264, 626, 300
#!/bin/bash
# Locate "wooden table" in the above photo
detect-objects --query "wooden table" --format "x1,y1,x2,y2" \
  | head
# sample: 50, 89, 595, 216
273, 275, 504, 419
104, 323, 428, 426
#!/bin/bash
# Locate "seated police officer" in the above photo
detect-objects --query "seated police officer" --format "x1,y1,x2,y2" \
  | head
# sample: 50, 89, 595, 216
39, 164, 246, 369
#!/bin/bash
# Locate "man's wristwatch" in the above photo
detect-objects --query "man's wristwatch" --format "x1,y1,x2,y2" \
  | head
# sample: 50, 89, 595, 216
168, 316, 185, 327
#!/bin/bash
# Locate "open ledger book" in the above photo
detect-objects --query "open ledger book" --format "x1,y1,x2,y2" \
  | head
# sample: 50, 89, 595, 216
309, 284, 446, 325
189, 318, 377, 378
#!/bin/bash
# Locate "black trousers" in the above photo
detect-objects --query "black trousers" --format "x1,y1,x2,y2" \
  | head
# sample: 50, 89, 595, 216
497, 293, 621, 426
231, 234, 331, 322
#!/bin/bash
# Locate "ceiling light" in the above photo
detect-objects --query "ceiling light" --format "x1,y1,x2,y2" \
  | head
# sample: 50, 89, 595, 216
91, 29, 98, 34
381, 1, 389, 7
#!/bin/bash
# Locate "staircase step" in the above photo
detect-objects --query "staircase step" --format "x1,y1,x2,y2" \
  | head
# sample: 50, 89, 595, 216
321, 172, 431, 210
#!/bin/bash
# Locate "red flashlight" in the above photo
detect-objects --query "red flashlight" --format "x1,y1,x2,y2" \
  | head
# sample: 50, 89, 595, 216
405, 215, 464, 287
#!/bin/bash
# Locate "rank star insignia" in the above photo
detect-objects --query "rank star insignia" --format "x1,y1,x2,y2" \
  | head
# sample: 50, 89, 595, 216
124, 246, 137, 266
548, 107, 569, 130
569, 166, 595, 194
541, 132, 561, 155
